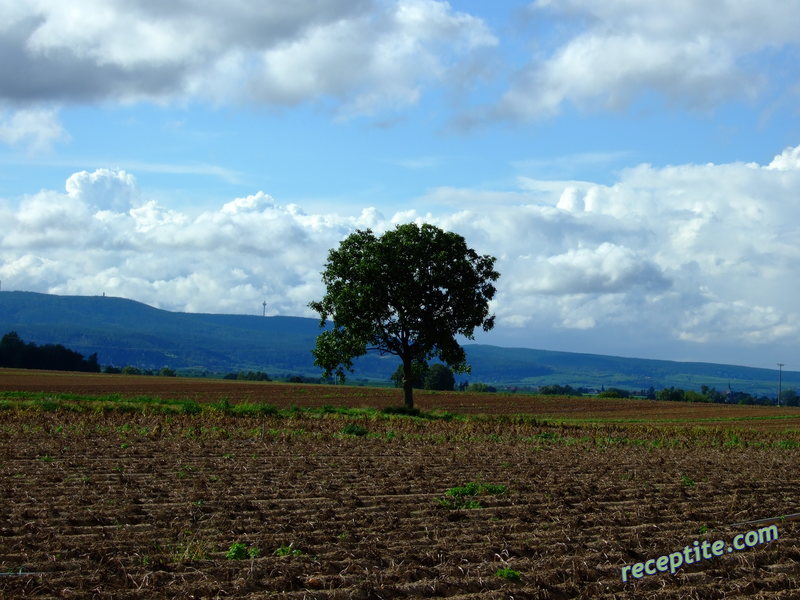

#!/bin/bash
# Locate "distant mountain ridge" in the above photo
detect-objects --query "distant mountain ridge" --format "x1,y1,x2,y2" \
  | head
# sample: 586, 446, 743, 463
0, 290, 796, 395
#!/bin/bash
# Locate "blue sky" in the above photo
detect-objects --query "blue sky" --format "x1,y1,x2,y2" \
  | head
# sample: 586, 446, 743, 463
2, 1, 800, 370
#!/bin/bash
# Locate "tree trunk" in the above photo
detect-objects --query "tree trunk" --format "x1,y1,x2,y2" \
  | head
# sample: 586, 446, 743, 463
402, 357, 414, 409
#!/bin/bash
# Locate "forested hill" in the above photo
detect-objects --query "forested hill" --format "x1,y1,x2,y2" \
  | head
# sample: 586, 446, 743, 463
0, 290, 796, 395
0, 291, 326, 376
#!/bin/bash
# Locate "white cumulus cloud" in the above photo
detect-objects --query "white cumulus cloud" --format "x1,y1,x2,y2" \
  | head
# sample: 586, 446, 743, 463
0, 1, 494, 113
66, 169, 139, 212
0, 1, 496, 150
0, 106, 68, 153
3, 145, 800, 364
498, 0, 800, 119
767, 145, 800, 171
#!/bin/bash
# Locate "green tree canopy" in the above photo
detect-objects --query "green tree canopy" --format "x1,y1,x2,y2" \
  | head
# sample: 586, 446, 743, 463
424, 363, 455, 391
390, 361, 428, 389
780, 389, 799, 407
309, 223, 499, 408
597, 387, 630, 399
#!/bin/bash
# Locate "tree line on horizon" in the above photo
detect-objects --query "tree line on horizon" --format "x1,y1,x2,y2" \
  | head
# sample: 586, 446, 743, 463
0, 331, 100, 373
536, 383, 797, 406
3, 330, 794, 405
389, 362, 499, 393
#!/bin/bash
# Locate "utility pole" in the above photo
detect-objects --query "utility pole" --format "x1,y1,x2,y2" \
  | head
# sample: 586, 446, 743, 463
777, 363, 784, 406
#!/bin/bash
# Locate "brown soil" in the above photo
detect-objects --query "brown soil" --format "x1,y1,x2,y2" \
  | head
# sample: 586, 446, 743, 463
1, 370, 798, 598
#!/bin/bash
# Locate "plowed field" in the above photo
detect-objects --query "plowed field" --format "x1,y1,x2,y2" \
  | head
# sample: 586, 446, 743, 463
1, 369, 798, 598
3, 368, 800, 429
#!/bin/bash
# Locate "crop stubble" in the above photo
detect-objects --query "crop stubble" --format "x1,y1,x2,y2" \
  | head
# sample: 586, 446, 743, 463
0, 370, 798, 598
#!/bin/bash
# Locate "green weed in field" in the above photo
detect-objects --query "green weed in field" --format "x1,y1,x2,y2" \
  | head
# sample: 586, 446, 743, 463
438, 497, 482, 509
274, 544, 303, 557
724, 433, 743, 448
496, 568, 521, 581
182, 401, 202, 415
340, 423, 369, 437
177, 465, 195, 479
226, 542, 260, 560
213, 398, 232, 414
773, 440, 800, 449
337, 531, 351, 542
437, 481, 507, 509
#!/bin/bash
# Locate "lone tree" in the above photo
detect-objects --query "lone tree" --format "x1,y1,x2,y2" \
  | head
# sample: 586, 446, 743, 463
309, 223, 499, 409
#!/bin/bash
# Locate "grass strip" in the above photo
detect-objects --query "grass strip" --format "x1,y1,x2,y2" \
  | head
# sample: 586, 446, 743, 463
0, 391, 462, 421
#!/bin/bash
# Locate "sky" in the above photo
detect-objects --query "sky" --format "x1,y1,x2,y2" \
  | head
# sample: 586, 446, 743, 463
2, 0, 800, 371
